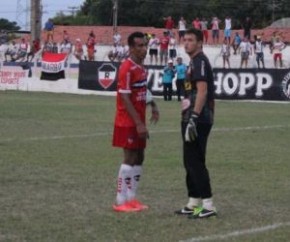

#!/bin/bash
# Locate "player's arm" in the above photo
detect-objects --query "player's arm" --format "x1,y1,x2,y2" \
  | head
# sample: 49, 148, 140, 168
193, 81, 207, 115
146, 90, 159, 124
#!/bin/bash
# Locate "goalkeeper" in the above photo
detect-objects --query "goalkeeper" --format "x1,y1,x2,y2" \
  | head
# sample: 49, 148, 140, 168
175, 28, 217, 219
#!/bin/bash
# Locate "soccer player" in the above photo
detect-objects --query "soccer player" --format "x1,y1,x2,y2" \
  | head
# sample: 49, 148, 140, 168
175, 28, 217, 219
112, 32, 159, 212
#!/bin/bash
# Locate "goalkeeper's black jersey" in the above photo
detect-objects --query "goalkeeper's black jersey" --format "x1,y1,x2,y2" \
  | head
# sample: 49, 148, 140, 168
182, 52, 215, 124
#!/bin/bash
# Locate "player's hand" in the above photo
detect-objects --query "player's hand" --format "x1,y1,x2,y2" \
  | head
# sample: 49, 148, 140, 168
185, 112, 199, 142
136, 123, 148, 139
150, 108, 159, 124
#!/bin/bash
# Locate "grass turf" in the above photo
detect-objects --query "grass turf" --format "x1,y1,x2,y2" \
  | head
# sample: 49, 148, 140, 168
0, 91, 290, 242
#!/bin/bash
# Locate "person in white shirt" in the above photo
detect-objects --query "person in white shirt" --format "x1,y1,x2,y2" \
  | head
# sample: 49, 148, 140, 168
148, 33, 159, 65
272, 37, 286, 68
169, 33, 177, 61
178, 17, 187, 43
220, 39, 231, 68
113, 30, 122, 45
60, 39, 72, 54
239, 37, 252, 68
15, 38, 28, 61
224, 16, 231, 44
254, 36, 265, 68
4, 41, 18, 62
211, 17, 220, 45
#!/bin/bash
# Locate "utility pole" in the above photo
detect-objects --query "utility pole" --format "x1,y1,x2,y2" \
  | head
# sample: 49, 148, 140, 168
31, 0, 42, 44
112, 0, 118, 31
68, 6, 79, 16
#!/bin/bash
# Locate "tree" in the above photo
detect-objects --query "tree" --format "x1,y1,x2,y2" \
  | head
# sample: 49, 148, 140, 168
0, 18, 21, 31
52, 0, 290, 28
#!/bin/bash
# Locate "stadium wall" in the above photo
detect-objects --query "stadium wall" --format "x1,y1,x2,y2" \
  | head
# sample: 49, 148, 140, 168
1, 61, 290, 101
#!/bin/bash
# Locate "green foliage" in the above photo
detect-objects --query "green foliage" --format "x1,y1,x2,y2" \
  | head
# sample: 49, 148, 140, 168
52, 0, 290, 28
0, 18, 20, 31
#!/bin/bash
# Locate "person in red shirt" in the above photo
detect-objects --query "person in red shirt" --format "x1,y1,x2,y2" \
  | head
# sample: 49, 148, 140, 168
112, 32, 159, 212
86, 31, 96, 61
163, 16, 175, 36
159, 31, 170, 65
27, 38, 41, 62
192, 17, 201, 30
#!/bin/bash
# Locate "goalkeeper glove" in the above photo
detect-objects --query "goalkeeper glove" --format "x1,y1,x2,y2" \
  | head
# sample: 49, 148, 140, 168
185, 112, 199, 142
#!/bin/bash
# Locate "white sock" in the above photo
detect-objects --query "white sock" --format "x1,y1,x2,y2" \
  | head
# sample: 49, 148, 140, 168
127, 165, 142, 201
116, 164, 133, 205
186, 197, 201, 209
202, 198, 215, 211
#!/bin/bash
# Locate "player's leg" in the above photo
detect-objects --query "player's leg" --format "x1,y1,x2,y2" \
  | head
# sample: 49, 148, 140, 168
187, 123, 217, 219
175, 121, 201, 215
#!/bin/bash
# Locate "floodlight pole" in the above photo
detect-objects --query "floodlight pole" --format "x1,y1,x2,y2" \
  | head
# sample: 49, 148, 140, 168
112, 0, 118, 32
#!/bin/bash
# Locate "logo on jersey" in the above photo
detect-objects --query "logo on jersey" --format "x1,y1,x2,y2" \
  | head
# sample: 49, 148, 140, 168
281, 71, 290, 99
97, 63, 116, 89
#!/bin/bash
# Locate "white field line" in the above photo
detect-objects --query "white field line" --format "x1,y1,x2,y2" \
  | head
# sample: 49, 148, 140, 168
179, 221, 290, 242
0, 124, 290, 143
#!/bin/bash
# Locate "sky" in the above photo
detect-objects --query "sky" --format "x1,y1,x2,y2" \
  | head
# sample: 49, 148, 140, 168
0, 0, 85, 30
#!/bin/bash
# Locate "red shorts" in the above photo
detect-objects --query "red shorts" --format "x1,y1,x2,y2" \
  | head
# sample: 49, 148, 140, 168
112, 126, 146, 149
274, 53, 282, 61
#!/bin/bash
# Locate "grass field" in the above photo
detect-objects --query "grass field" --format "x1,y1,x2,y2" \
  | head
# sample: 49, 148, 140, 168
0, 91, 290, 242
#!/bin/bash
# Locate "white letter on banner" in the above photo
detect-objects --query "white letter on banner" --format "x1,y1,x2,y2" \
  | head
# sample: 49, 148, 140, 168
256, 73, 273, 97
238, 73, 255, 96
223, 73, 239, 95
214, 72, 223, 95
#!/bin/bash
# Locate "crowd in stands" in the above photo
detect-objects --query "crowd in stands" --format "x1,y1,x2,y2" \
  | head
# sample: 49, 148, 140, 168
0, 16, 287, 69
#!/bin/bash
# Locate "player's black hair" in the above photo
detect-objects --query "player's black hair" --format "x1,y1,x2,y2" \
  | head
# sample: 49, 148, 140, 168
185, 28, 203, 42
128, 32, 145, 47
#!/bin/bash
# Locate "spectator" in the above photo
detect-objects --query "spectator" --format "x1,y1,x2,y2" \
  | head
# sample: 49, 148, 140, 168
211, 17, 220, 45
163, 16, 175, 36
52, 42, 58, 53
175, 57, 187, 101
60, 39, 72, 55
178, 17, 187, 43
63, 30, 69, 42
224, 16, 232, 44
15, 38, 28, 62
148, 33, 159, 65
243, 17, 252, 40
159, 31, 170, 65
26, 38, 41, 62
108, 43, 127, 62
239, 37, 252, 68
254, 35, 265, 68
113, 30, 122, 45
42, 41, 53, 55
200, 18, 209, 44
232, 32, 241, 55
86, 31, 96, 61
162, 59, 175, 101
272, 37, 286, 68
221, 39, 231, 68
74, 38, 84, 60
269, 31, 278, 54
192, 17, 201, 30
4, 41, 18, 62
44, 19, 54, 42
169, 33, 177, 61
